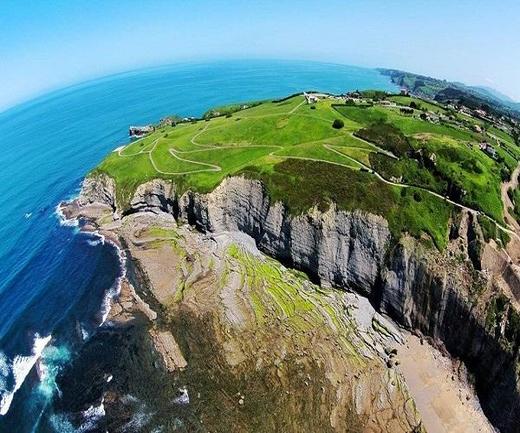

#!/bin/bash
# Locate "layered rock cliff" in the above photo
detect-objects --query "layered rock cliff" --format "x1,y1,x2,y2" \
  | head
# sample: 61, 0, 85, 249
69, 174, 520, 432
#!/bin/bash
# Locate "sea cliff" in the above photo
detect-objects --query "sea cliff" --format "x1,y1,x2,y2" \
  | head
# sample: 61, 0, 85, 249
61, 173, 520, 432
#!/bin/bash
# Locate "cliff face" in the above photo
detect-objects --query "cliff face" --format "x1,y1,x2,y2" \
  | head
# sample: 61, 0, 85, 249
78, 175, 520, 432
77, 174, 117, 210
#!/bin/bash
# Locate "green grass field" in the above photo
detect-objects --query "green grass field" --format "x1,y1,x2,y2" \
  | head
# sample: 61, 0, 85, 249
388, 95, 448, 114
93, 93, 519, 249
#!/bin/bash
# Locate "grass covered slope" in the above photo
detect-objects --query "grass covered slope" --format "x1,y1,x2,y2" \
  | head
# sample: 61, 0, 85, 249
94, 93, 519, 250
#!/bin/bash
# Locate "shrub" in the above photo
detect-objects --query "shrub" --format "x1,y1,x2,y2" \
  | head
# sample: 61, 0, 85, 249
332, 119, 345, 129
500, 167, 511, 182
355, 122, 411, 157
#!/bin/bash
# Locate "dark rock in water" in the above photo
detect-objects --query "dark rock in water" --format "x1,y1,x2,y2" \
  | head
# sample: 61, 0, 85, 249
129, 125, 154, 138
54, 322, 198, 432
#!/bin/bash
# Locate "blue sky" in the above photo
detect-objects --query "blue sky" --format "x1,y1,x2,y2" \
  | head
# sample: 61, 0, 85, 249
1, 0, 519, 110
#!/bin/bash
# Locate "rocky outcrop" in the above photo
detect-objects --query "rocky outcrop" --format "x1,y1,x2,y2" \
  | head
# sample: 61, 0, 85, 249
128, 179, 177, 215
77, 173, 116, 210
55, 211, 425, 432
74, 174, 520, 432
176, 177, 391, 296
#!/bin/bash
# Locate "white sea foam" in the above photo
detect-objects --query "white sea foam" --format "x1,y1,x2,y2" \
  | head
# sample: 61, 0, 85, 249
121, 403, 152, 431
83, 229, 106, 247
86, 236, 104, 247
37, 344, 71, 399
55, 203, 79, 228
115, 394, 153, 432
49, 398, 106, 433
0, 333, 52, 416
99, 283, 119, 325
79, 324, 90, 341
49, 413, 77, 433
0, 352, 10, 393
173, 386, 189, 405
99, 239, 127, 325
55, 195, 127, 327
79, 399, 106, 432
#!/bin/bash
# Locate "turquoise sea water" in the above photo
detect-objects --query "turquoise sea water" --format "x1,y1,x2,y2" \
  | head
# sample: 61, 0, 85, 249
0, 59, 397, 432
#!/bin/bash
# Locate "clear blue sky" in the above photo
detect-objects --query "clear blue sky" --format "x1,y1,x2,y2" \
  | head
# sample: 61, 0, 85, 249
1, 0, 519, 110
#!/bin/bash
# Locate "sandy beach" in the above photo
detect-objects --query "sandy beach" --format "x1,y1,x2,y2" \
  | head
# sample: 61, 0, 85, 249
397, 334, 496, 433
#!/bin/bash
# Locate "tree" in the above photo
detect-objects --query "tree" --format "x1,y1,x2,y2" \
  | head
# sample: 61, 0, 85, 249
332, 119, 345, 129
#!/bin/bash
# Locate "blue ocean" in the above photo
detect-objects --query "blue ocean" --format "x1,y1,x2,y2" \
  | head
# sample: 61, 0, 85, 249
0, 59, 397, 432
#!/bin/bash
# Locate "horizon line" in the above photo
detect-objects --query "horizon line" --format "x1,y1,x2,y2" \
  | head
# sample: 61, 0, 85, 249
0, 57, 516, 116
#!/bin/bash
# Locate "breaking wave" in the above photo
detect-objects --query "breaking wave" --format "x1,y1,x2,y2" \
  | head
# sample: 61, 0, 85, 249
0, 210, 126, 419
49, 399, 105, 433
99, 238, 126, 325
37, 344, 72, 399
55, 204, 79, 229
55, 200, 126, 326
0, 333, 52, 416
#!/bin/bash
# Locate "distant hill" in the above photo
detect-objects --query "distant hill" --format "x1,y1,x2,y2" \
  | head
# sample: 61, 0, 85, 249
379, 69, 520, 119
471, 86, 516, 104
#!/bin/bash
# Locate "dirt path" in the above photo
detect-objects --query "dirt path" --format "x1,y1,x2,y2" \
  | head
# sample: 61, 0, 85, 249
115, 106, 519, 241
288, 99, 306, 114
397, 334, 496, 433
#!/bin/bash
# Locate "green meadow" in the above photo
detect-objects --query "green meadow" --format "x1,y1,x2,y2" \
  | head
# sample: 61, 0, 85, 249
93, 93, 519, 249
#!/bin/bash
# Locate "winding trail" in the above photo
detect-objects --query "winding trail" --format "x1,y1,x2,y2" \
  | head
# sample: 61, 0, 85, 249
289, 99, 306, 114
115, 102, 519, 240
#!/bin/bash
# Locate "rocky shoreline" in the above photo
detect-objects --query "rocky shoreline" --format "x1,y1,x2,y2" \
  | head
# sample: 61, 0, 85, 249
55, 173, 520, 432
58, 199, 426, 432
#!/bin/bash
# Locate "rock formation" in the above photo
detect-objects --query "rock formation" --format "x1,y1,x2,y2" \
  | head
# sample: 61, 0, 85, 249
64, 174, 520, 432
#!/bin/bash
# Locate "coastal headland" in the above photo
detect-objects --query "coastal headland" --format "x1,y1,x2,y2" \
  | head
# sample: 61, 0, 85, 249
57, 90, 520, 432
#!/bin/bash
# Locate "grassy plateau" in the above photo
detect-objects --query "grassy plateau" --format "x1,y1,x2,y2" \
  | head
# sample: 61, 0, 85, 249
93, 93, 520, 250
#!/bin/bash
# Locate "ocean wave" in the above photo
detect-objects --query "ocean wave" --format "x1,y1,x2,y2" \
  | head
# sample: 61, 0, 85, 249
0, 333, 52, 416
0, 352, 9, 393
79, 324, 90, 341
49, 413, 78, 433
120, 395, 152, 432
37, 344, 71, 399
54, 203, 79, 229
85, 233, 104, 247
49, 398, 105, 433
99, 238, 127, 325
54, 197, 127, 326
79, 399, 106, 432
